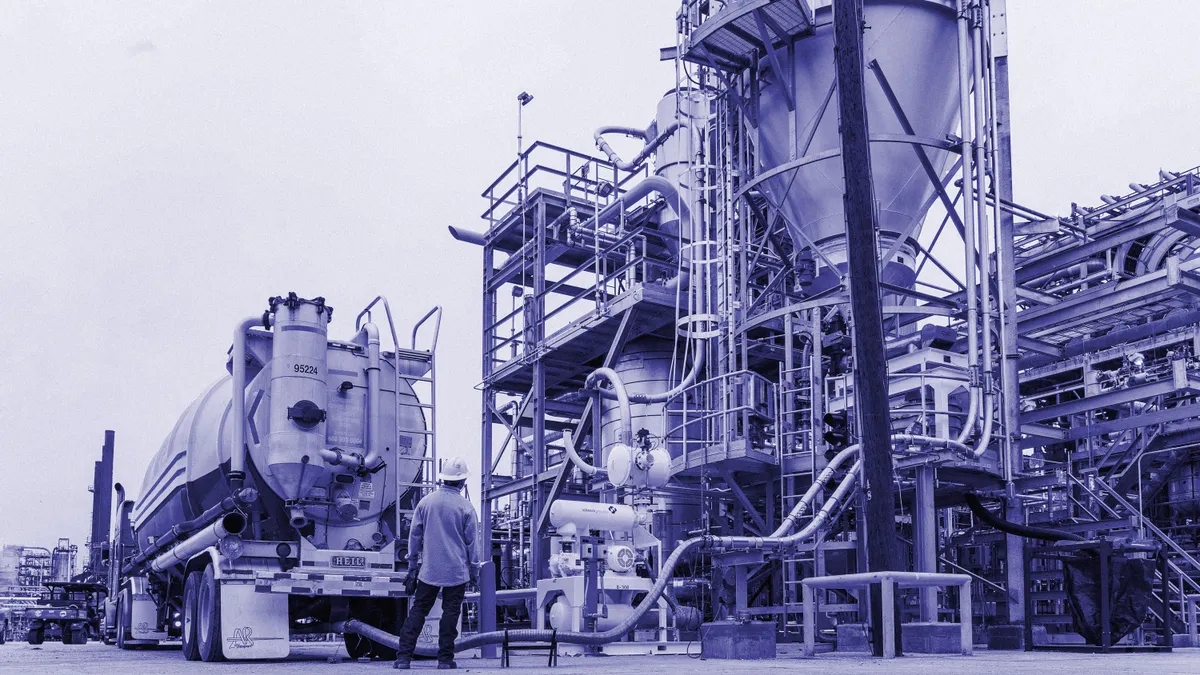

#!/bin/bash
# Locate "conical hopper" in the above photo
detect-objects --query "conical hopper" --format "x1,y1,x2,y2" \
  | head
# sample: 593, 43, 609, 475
756, 0, 962, 293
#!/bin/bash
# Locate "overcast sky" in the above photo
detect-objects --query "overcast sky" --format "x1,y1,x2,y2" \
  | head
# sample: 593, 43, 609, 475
2, 1, 1199, 560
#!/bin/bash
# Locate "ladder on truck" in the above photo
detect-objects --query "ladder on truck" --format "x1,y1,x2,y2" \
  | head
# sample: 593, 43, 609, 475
356, 298, 443, 558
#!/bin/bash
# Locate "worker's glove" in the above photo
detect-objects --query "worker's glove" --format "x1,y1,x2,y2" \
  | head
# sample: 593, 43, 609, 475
404, 564, 420, 596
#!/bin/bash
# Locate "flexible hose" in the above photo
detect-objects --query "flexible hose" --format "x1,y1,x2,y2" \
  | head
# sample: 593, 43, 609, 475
963, 493, 1084, 542
342, 463, 862, 655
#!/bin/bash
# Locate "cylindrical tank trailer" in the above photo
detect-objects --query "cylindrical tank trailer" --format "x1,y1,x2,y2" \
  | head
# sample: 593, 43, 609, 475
116, 294, 432, 662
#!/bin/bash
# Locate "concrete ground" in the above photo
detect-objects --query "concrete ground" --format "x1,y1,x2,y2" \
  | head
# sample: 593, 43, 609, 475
1, 642, 1197, 674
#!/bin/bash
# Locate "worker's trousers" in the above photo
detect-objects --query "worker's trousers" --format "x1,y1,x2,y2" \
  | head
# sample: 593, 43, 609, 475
395, 580, 466, 664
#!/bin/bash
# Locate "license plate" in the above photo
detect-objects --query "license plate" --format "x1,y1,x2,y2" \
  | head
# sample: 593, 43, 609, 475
330, 555, 366, 568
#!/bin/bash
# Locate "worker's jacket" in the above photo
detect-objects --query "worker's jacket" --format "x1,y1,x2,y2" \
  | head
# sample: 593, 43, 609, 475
407, 485, 479, 587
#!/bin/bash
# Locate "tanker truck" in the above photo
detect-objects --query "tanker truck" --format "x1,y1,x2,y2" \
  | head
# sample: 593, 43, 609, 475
112, 293, 440, 661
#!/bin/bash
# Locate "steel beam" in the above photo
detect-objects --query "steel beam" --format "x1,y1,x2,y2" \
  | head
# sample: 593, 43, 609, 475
1020, 361, 1199, 423
1014, 196, 1200, 284
1018, 256, 1200, 336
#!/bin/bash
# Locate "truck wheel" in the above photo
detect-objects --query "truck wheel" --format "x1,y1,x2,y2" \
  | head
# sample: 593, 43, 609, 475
27, 628, 43, 645
72, 626, 87, 645
62, 626, 74, 645
181, 570, 201, 661
196, 563, 226, 662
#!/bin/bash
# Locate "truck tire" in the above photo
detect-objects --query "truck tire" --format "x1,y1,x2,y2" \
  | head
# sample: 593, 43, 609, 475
181, 570, 201, 661
196, 563, 226, 662
62, 626, 74, 644
72, 626, 87, 645
27, 628, 44, 645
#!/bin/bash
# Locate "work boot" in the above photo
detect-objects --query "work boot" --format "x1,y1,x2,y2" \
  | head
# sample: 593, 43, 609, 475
393, 658, 411, 670
437, 661, 457, 669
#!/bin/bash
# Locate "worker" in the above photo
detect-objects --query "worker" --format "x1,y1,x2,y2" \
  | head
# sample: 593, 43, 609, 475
394, 456, 479, 670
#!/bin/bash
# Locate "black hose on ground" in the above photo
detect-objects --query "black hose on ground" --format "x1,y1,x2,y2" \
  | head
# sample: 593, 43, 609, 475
964, 492, 1085, 542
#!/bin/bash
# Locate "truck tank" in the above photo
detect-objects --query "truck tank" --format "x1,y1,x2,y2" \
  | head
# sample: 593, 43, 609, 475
132, 295, 426, 556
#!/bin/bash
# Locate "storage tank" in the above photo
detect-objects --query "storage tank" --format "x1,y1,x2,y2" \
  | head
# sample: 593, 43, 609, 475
756, 0, 962, 293
132, 295, 427, 556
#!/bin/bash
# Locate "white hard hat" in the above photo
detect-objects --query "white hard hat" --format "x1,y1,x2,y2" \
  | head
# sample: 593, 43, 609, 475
438, 456, 470, 482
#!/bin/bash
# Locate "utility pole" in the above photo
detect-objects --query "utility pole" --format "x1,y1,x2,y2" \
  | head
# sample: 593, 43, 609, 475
832, 0, 902, 657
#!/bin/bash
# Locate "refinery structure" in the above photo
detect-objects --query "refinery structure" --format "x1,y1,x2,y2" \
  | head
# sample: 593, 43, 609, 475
8, 0, 1200, 665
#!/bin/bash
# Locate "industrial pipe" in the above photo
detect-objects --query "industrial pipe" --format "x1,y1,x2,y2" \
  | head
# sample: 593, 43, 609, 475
150, 512, 247, 572
585, 367, 632, 447
230, 315, 266, 490
122, 488, 257, 575
592, 346, 705, 405
560, 430, 600, 476
447, 226, 487, 246
358, 323, 384, 470
963, 493, 1085, 542
342, 460, 863, 656
774, 444, 859, 536
595, 121, 684, 172
953, 0, 981, 445
592, 176, 690, 232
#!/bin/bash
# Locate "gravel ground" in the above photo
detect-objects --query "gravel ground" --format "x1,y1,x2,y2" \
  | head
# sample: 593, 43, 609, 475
1, 641, 1198, 674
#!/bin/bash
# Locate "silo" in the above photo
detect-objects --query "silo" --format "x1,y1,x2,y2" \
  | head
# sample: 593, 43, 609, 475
756, 0, 962, 293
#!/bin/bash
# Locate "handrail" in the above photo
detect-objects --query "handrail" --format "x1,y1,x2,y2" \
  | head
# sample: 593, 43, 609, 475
412, 306, 443, 353
1069, 471, 1200, 581
355, 295, 400, 354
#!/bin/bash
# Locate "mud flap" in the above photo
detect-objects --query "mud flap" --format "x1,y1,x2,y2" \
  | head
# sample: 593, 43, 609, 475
220, 582, 289, 659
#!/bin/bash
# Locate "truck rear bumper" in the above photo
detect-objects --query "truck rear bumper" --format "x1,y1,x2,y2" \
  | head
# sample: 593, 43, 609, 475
253, 570, 407, 597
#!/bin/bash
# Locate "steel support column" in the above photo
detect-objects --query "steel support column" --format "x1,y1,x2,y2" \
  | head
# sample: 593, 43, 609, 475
993, 15, 1026, 625
914, 464, 938, 621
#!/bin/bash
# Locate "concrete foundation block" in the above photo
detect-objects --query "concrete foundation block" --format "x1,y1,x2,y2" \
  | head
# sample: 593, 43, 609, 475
986, 624, 1025, 650
901, 622, 963, 654
1172, 633, 1197, 648
700, 621, 776, 659
835, 623, 870, 652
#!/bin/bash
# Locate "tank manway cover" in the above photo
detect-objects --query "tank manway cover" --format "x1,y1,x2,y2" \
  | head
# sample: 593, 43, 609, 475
287, 400, 326, 429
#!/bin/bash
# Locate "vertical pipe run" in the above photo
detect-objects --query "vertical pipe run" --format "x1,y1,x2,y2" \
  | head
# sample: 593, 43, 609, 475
231, 315, 267, 490
360, 324, 383, 469
832, 0, 901, 657
955, 0, 980, 444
